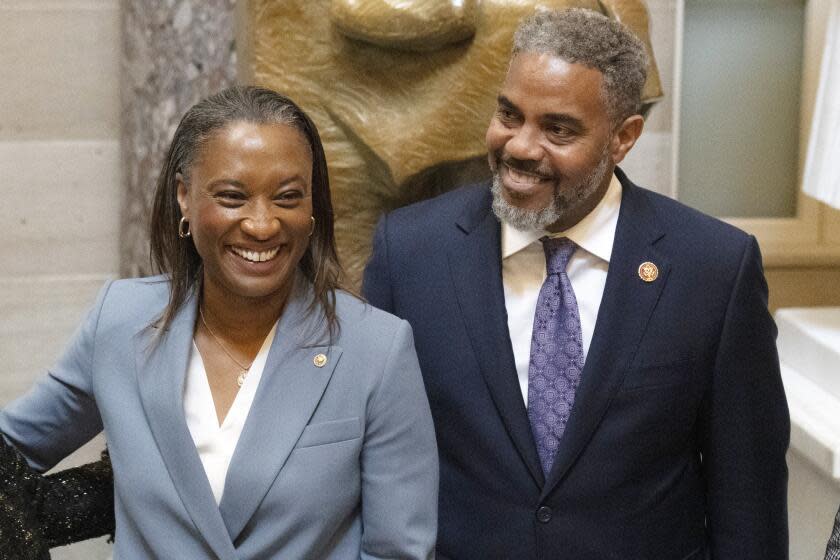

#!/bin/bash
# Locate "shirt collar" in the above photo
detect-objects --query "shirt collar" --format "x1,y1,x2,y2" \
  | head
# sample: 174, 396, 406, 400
501, 172, 622, 263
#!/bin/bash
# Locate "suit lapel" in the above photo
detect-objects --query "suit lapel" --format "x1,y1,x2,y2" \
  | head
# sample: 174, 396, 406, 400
219, 285, 341, 542
447, 186, 545, 488
134, 291, 237, 560
541, 175, 671, 498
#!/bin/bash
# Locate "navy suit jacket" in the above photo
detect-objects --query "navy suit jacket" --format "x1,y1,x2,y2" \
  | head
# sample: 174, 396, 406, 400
363, 169, 790, 560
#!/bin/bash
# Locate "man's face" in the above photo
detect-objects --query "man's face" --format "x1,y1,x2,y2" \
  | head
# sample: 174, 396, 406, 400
486, 52, 617, 232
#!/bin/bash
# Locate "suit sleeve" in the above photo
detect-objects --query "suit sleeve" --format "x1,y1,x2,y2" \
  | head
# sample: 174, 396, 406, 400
360, 320, 438, 560
0, 282, 111, 472
700, 235, 790, 559
362, 214, 395, 314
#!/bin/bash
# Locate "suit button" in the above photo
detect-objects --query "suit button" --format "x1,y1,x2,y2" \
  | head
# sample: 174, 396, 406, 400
536, 506, 552, 523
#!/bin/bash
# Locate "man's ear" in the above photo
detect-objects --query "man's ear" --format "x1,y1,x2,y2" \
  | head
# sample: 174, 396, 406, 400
176, 172, 189, 218
610, 114, 644, 165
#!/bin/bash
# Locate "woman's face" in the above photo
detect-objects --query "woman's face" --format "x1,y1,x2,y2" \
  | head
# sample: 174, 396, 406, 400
177, 121, 314, 304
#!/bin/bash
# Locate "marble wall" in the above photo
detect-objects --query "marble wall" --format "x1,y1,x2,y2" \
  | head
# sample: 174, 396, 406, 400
120, 0, 236, 277
0, 0, 121, 558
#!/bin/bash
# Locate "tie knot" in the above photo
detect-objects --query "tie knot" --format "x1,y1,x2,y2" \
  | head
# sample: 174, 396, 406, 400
542, 237, 576, 275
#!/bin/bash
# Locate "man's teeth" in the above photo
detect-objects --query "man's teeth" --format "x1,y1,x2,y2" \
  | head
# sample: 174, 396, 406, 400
506, 165, 549, 184
232, 247, 279, 262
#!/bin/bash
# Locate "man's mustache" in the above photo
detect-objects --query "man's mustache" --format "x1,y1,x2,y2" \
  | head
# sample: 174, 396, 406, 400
497, 153, 556, 180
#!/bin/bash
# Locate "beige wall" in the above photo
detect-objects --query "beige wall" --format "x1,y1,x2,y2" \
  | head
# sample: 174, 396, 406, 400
764, 0, 840, 315
768, 265, 840, 313
0, 1, 120, 558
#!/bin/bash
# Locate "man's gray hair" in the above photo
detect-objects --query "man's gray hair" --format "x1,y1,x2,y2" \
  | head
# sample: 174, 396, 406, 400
512, 8, 648, 124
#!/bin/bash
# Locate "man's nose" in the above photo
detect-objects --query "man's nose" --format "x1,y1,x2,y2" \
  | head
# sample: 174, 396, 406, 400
240, 203, 281, 239
503, 124, 543, 162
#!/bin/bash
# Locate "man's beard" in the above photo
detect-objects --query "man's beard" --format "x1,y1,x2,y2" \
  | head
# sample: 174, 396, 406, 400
491, 150, 612, 232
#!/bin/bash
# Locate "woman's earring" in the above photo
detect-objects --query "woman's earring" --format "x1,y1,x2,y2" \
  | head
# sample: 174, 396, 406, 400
309, 216, 316, 237
178, 217, 191, 238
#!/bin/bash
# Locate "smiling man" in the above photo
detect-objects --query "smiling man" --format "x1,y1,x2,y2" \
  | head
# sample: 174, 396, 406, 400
364, 8, 790, 559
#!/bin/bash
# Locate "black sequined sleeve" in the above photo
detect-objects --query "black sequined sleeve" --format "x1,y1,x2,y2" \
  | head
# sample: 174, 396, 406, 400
0, 437, 115, 556
39, 449, 115, 548
0, 435, 49, 559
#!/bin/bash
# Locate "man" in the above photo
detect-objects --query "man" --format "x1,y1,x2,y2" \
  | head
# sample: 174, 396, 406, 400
363, 8, 790, 559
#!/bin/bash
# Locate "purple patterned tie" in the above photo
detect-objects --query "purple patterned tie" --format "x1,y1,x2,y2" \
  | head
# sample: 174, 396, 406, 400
528, 237, 584, 476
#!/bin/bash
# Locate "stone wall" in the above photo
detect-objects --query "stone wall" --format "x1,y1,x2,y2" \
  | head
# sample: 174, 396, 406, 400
120, 0, 236, 277
0, 0, 121, 558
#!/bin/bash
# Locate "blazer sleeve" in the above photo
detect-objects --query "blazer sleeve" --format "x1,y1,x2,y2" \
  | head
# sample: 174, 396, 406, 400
362, 214, 395, 314
700, 235, 790, 559
360, 320, 438, 560
0, 281, 112, 472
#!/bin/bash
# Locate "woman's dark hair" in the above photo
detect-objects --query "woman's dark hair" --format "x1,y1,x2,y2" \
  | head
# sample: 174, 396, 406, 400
149, 85, 344, 336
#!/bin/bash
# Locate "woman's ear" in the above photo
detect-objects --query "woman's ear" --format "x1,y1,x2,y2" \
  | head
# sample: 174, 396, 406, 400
176, 172, 189, 218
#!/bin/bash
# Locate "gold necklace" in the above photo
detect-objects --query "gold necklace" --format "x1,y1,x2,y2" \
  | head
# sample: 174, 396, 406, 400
199, 306, 252, 387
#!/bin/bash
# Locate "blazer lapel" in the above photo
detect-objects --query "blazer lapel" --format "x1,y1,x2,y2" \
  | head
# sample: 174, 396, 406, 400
134, 291, 237, 560
447, 186, 545, 488
541, 175, 671, 499
219, 284, 342, 542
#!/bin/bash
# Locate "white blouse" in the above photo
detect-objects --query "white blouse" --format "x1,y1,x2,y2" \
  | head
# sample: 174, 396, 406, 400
183, 324, 277, 504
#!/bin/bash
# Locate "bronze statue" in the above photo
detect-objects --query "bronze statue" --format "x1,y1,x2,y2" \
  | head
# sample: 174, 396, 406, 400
237, 0, 662, 284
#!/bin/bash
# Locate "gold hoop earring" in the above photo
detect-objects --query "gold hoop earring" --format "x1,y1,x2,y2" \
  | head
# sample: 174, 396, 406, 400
309, 216, 315, 237
178, 217, 191, 238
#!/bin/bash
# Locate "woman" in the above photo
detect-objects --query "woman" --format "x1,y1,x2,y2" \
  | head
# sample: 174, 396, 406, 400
0, 86, 438, 559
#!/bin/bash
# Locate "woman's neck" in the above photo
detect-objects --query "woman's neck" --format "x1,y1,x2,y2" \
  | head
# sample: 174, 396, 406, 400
199, 276, 294, 346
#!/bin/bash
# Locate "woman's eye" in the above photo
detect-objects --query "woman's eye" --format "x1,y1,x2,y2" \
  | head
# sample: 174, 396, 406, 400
215, 191, 246, 204
276, 191, 303, 205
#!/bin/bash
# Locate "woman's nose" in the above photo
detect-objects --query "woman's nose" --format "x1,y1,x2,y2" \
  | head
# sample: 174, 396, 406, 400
240, 205, 281, 239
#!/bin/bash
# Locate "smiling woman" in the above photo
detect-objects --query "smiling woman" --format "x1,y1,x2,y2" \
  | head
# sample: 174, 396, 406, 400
0, 86, 438, 559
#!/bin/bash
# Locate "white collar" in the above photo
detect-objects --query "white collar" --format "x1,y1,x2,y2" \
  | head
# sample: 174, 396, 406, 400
501, 172, 622, 263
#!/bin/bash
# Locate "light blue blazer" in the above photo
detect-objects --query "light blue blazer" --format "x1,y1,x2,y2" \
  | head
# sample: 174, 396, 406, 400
0, 276, 438, 559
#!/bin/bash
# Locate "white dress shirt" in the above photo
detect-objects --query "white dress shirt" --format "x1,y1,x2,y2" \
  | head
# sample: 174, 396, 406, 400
183, 323, 277, 504
502, 174, 622, 405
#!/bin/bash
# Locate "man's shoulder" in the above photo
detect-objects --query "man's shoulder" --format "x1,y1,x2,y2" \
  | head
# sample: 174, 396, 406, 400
621, 172, 751, 251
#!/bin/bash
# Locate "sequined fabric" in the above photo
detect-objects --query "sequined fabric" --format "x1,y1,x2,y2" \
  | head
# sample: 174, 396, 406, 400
826, 503, 840, 560
0, 437, 114, 558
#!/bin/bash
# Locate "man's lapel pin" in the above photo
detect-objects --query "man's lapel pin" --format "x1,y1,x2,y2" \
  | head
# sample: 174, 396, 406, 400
638, 261, 659, 283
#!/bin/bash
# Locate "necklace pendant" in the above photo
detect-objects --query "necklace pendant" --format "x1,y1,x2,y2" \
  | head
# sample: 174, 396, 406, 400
237, 371, 247, 387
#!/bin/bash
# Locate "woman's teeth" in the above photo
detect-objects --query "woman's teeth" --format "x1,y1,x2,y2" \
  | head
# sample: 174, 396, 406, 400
231, 247, 279, 263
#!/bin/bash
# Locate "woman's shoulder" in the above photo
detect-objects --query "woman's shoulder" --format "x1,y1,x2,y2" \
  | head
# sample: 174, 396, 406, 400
102, 274, 169, 303
96, 275, 171, 326
334, 290, 402, 325
332, 291, 410, 347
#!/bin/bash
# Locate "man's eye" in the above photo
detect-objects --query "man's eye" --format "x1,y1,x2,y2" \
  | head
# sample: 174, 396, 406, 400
547, 126, 574, 140
497, 108, 518, 122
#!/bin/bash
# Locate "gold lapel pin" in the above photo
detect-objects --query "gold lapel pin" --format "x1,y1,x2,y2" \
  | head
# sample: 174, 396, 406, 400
313, 353, 328, 368
638, 261, 659, 283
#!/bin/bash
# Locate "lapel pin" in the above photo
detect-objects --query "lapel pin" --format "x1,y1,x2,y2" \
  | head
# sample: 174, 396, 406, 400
638, 261, 659, 283
313, 353, 328, 368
